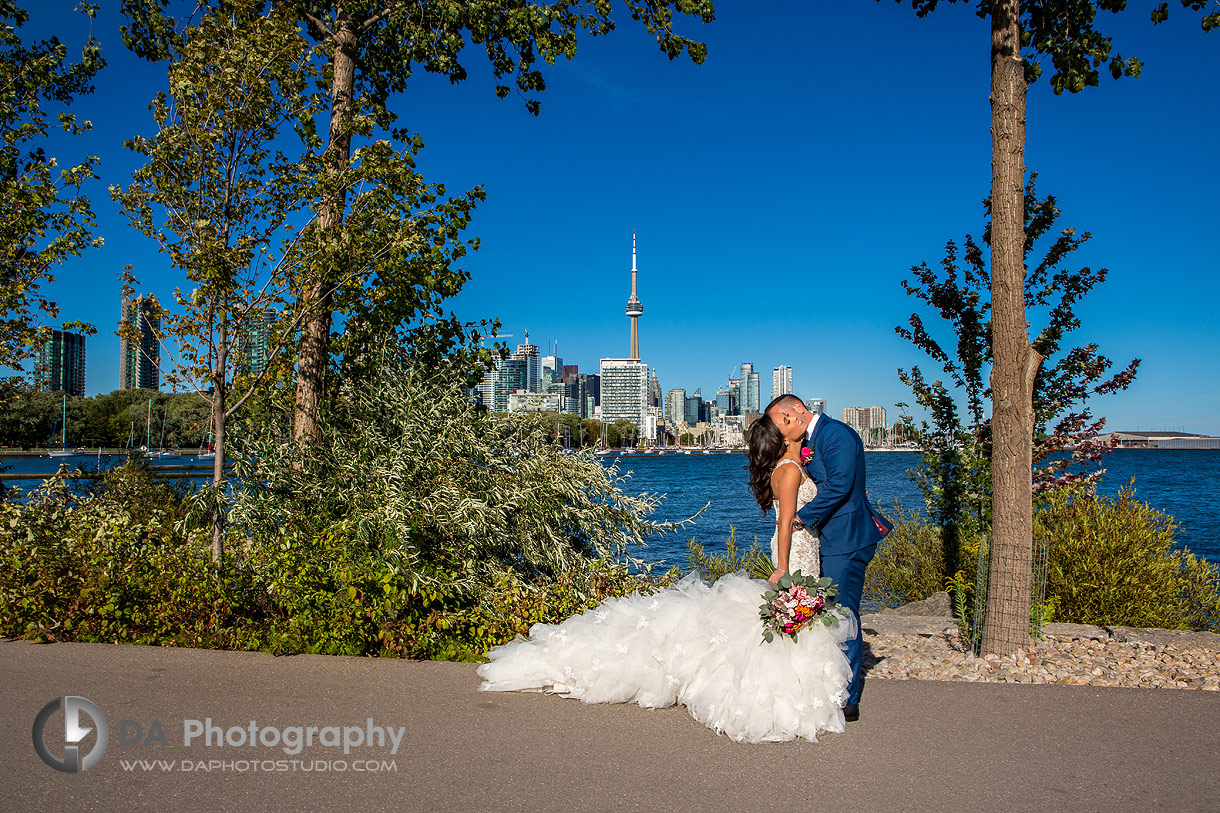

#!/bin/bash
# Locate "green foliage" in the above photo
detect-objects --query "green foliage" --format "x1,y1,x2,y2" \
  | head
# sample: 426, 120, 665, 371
865, 489, 1220, 632
0, 387, 213, 449
685, 527, 772, 582
0, 1, 102, 396
1037, 485, 1220, 631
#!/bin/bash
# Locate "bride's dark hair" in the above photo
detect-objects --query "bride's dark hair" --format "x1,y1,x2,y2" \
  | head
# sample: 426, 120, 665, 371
746, 414, 787, 513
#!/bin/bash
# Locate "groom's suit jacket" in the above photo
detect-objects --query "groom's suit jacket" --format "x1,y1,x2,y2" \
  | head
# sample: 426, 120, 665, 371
795, 415, 892, 557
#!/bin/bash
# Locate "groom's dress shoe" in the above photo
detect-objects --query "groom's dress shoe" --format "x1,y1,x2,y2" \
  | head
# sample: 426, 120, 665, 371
843, 704, 860, 723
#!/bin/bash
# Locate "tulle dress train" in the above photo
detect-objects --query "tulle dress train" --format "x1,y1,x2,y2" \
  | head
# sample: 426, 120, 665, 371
477, 571, 857, 743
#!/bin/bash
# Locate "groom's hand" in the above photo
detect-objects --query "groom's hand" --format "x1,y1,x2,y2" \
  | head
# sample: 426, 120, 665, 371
790, 518, 805, 533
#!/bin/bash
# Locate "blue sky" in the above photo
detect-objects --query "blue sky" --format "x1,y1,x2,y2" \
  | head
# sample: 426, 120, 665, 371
22, 1, 1220, 433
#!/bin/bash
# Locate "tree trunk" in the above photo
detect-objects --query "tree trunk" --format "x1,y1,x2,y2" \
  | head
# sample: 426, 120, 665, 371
981, 0, 1043, 656
293, 20, 357, 443
212, 316, 228, 563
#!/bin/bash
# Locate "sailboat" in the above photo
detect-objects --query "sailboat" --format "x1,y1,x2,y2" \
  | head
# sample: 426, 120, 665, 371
150, 402, 178, 459
48, 395, 77, 457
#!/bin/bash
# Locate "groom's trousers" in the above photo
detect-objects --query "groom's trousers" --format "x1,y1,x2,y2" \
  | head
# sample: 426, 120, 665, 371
820, 543, 876, 707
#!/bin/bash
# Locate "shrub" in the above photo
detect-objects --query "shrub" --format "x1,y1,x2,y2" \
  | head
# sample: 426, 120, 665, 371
685, 527, 772, 583
1037, 484, 1220, 631
863, 486, 1220, 632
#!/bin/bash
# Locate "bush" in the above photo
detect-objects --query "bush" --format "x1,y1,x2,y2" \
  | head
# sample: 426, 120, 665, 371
685, 527, 771, 583
863, 486, 1220, 632
1037, 484, 1220, 631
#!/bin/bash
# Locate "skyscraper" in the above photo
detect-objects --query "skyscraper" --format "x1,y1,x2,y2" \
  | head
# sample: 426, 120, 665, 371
648, 371, 662, 410
33, 329, 86, 396
740, 362, 760, 414
728, 378, 740, 416
841, 407, 868, 435
684, 387, 702, 426
513, 332, 541, 393
235, 306, 277, 378
716, 388, 730, 412
119, 294, 161, 390
599, 358, 650, 438
625, 232, 643, 360
541, 353, 563, 389
494, 357, 528, 412
771, 365, 792, 401
666, 388, 686, 423
806, 398, 826, 416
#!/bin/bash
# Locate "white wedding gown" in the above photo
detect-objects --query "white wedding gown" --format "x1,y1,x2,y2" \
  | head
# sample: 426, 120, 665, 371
477, 462, 857, 743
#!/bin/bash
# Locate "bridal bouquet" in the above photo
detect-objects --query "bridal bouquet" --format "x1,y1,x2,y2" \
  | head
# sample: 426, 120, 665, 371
760, 572, 842, 644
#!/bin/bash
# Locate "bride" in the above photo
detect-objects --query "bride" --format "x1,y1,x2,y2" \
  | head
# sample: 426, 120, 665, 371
477, 415, 857, 743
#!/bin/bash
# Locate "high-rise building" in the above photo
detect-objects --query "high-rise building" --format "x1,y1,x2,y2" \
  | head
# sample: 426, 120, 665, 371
599, 358, 651, 439
648, 372, 662, 410
33, 329, 86, 396
728, 378, 740, 416
494, 357, 528, 412
665, 388, 686, 423
771, 365, 792, 402
120, 294, 161, 390
541, 353, 564, 390
806, 398, 826, 416
684, 387, 702, 426
716, 388, 730, 412
841, 407, 868, 435
740, 362, 760, 414
513, 333, 541, 393
235, 306, 277, 378
869, 406, 887, 434
625, 232, 643, 360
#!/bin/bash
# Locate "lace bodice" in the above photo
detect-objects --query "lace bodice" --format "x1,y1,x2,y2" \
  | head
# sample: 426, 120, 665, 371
770, 459, 820, 578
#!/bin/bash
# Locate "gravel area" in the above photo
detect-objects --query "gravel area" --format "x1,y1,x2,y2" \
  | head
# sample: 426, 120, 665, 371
860, 613, 1220, 691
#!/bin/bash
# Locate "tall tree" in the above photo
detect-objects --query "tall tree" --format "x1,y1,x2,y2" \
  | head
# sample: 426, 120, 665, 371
0, 1, 102, 396
114, 4, 482, 560
892, 0, 1213, 654
121, 0, 715, 444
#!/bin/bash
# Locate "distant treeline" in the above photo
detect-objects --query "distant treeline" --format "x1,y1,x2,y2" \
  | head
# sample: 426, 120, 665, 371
1, 388, 213, 450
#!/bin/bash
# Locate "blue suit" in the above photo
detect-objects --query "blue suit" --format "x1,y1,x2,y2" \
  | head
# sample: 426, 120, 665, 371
796, 415, 891, 706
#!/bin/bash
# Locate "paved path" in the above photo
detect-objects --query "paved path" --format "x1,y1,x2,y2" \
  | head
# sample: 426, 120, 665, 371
2, 639, 1217, 812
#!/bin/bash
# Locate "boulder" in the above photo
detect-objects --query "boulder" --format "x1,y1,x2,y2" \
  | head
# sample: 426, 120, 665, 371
877, 591, 953, 618
1041, 623, 1108, 641
1106, 626, 1220, 651
860, 614, 959, 638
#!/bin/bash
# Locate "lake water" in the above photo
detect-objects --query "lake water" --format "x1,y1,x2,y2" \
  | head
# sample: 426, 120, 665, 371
600, 450, 1220, 570
5, 449, 1217, 570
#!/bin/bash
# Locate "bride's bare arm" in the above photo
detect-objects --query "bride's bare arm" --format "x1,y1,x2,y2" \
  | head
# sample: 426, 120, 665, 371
769, 464, 801, 584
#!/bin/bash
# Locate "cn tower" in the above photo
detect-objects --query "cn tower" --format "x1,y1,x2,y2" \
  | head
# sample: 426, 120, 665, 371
626, 231, 643, 359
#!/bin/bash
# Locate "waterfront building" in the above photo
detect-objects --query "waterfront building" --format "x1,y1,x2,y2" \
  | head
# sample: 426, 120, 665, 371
33, 329, 86, 396
714, 414, 745, 446
728, 378, 740, 416
119, 294, 161, 390
740, 362, 760, 415
599, 358, 652, 440
869, 406, 887, 437
716, 388, 730, 412
666, 388, 686, 423
235, 306, 277, 377
841, 406, 887, 441
841, 407, 868, 435
494, 357, 528, 413
806, 398, 826, 416
684, 388, 702, 426
541, 354, 563, 389
625, 232, 644, 360
585, 373, 600, 408
771, 365, 792, 401
513, 333, 541, 393
649, 372, 662, 410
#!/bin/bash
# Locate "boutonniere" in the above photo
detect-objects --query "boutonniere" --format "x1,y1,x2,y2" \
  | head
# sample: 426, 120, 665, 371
800, 446, 813, 464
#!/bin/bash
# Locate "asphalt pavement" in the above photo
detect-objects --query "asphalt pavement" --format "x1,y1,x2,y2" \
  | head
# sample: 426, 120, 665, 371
2, 639, 1217, 812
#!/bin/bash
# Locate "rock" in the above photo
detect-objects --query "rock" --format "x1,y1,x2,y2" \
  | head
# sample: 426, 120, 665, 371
878, 591, 954, 617
1041, 623, 1109, 641
860, 614, 959, 637
1107, 627, 1220, 651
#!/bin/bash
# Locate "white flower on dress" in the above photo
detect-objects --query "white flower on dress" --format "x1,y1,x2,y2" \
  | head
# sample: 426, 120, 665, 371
591, 659, 605, 673
830, 691, 846, 706
594, 610, 608, 624
648, 598, 660, 611
812, 698, 825, 709
616, 643, 629, 654
637, 615, 650, 629
665, 674, 679, 688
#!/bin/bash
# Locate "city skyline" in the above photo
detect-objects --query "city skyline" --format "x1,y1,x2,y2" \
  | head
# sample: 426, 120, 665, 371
14, 3, 1218, 434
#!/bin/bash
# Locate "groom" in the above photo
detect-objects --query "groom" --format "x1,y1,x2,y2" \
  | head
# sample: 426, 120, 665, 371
765, 394, 892, 722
